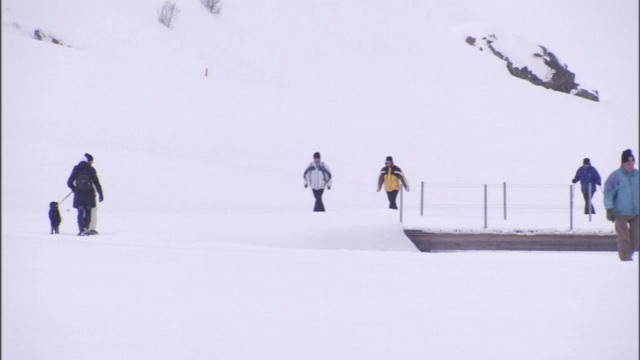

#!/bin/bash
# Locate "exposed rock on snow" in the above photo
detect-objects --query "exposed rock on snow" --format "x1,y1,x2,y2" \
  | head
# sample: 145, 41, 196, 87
33, 28, 68, 47
466, 34, 599, 102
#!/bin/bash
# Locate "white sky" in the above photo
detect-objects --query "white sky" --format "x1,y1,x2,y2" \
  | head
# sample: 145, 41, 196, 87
2, 0, 638, 359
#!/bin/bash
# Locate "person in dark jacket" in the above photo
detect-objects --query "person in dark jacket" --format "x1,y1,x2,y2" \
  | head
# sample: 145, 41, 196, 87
572, 158, 602, 214
377, 156, 410, 209
67, 153, 104, 236
303, 152, 332, 212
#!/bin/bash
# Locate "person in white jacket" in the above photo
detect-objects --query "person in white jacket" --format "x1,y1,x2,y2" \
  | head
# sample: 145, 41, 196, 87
303, 152, 332, 212
87, 154, 101, 235
88, 188, 99, 234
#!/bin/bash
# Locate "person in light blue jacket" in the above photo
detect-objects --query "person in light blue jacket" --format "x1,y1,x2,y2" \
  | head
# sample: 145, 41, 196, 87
572, 158, 601, 214
604, 149, 639, 261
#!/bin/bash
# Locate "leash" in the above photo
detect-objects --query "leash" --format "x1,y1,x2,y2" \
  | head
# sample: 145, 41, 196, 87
59, 191, 73, 204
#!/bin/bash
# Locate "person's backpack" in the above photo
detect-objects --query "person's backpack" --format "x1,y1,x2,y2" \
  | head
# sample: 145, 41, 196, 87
75, 171, 92, 192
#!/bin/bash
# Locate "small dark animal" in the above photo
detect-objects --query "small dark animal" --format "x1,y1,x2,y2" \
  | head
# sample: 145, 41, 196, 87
49, 201, 61, 234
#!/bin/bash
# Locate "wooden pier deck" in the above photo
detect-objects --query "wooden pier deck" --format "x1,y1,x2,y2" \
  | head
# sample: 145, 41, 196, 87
404, 229, 618, 252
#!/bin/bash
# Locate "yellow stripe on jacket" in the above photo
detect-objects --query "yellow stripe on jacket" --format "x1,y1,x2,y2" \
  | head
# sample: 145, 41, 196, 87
384, 167, 401, 192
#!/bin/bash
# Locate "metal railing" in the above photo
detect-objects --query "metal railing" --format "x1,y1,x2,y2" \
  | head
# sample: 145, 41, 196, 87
399, 182, 598, 230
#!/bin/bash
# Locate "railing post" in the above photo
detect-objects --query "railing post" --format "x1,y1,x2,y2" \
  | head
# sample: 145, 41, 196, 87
484, 184, 488, 229
420, 181, 424, 216
570, 184, 574, 230
589, 184, 593, 222
503, 182, 507, 220
399, 187, 403, 223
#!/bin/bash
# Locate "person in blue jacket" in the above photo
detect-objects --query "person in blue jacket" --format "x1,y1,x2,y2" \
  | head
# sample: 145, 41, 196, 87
604, 149, 639, 261
572, 158, 602, 214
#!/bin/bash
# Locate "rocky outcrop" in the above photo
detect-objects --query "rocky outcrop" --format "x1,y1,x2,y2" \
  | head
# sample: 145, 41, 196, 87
466, 34, 599, 102
33, 29, 67, 47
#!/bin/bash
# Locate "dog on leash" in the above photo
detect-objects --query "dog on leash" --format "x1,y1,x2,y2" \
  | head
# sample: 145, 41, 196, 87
49, 201, 61, 234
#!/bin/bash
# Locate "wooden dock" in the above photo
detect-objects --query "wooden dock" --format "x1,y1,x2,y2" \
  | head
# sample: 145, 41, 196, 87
404, 229, 618, 252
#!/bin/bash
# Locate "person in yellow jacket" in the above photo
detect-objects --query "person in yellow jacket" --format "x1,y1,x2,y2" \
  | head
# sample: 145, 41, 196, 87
376, 156, 410, 209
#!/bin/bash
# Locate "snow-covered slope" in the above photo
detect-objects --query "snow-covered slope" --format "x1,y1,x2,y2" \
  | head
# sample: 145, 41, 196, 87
3, 0, 638, 217
2, 0, 638, 359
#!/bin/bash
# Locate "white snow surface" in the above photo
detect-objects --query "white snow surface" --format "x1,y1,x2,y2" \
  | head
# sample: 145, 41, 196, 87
2, 0, 639, 359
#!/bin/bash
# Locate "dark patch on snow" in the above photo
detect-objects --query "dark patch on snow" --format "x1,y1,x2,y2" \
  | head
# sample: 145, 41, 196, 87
467, 33, 599, 102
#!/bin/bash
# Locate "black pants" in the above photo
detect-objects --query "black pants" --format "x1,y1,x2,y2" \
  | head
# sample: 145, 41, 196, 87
312, 189, 325, 212
386, 190, 399, 209
582, 192, 596, 214
77, 205, 93, 231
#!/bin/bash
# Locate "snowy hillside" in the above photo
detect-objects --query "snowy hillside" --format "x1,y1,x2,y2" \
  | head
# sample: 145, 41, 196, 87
2, 0, 638, 359
3, 0, 638, 217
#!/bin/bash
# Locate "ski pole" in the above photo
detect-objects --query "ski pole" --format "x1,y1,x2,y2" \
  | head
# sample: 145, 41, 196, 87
59, 191, 73, 204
